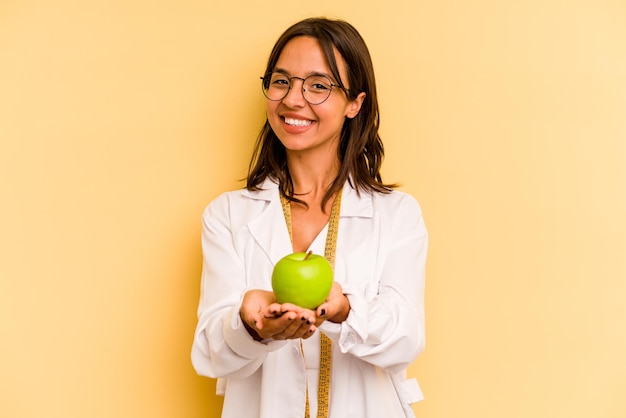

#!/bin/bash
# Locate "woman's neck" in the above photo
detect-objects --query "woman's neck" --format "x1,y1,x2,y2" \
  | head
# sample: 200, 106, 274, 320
287, 153, 340, 199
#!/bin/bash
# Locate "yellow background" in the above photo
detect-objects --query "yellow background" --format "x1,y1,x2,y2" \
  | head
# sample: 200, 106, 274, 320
1, 1, 625, 417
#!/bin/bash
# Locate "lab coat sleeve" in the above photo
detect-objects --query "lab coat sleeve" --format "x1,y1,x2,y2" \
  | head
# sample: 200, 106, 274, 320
191, 194, 286, 379
320, 193, 427, 373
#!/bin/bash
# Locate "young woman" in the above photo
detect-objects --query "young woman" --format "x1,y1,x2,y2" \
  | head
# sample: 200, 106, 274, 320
192, 17, 428, 418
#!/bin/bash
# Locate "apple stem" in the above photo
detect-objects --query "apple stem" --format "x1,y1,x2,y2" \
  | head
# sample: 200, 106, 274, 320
304, 250, 313, 261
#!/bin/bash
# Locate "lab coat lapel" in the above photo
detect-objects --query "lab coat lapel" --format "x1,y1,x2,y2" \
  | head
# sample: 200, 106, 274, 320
340, 181, 374, 219
245, 183, 294, 265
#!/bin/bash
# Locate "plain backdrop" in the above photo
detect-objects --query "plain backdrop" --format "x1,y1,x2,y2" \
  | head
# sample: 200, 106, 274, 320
1, 1, 625, 417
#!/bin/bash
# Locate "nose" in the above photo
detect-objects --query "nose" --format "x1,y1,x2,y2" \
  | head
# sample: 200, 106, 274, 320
281, 77, 307, 107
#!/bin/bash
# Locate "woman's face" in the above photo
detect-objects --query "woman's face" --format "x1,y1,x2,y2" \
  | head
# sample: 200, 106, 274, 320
266, 36, 365, 156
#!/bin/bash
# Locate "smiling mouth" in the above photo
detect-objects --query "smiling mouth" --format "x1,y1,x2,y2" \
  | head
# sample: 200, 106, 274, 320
283, 117, 313, 127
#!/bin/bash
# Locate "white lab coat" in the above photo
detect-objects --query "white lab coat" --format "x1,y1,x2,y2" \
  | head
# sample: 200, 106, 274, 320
191, 179, 428, 418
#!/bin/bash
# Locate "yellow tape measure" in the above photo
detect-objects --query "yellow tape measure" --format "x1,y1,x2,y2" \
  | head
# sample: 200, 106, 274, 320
280, 189, 342, 418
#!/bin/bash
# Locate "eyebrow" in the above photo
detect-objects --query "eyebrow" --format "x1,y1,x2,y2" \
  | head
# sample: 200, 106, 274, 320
273, 68, 335, 81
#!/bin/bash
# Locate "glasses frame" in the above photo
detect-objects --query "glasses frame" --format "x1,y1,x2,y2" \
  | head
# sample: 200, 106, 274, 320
260, 72, 350, 105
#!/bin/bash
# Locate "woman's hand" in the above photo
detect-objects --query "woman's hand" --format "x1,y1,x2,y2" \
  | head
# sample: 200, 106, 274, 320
240, 289, 317, 341
315, 281, 351, 325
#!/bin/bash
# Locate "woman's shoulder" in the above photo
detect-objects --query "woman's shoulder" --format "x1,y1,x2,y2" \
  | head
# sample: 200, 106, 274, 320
371, 188, 423, 213
370, 189, 427, 235
203, 180, 278, 214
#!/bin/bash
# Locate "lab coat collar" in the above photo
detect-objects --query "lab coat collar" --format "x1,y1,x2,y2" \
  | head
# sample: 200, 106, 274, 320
243, 178, 373, 264
242, 178, 373, 218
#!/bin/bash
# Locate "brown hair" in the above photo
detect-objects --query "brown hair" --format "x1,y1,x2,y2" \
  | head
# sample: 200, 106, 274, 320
246, 17, 397, 210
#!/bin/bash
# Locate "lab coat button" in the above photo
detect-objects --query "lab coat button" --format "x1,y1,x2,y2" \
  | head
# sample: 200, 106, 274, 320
345, 332, 356, 344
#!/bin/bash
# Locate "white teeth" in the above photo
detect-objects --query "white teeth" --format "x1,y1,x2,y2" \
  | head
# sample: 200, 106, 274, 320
284, 117, 313, 127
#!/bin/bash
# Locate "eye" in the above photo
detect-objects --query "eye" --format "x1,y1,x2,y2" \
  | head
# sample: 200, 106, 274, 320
270, 73, 290, 88
310, 83, 330, 91
306, 76, 332, 92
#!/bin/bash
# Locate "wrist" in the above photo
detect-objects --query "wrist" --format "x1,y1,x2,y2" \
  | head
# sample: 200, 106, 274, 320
241, 313, 264, 341
329, 294, 351, 323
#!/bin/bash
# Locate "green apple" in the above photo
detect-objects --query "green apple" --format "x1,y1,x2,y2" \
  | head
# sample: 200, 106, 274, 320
271, 251, 333, 309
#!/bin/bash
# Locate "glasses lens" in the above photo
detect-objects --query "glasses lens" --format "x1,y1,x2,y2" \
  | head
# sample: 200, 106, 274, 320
262, 73, 290, 101
303, 75, 333, 105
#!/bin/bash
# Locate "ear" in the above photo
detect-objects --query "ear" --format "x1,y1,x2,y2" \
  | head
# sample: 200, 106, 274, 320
345, 92, 366, 119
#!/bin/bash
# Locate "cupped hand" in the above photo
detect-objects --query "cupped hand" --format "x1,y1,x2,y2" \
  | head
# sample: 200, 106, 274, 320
240, 289, 318, 341
261, 303, 318, 340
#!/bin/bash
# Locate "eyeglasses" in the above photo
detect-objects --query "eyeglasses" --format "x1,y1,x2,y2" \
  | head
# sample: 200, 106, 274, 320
260, 72, 348, 105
